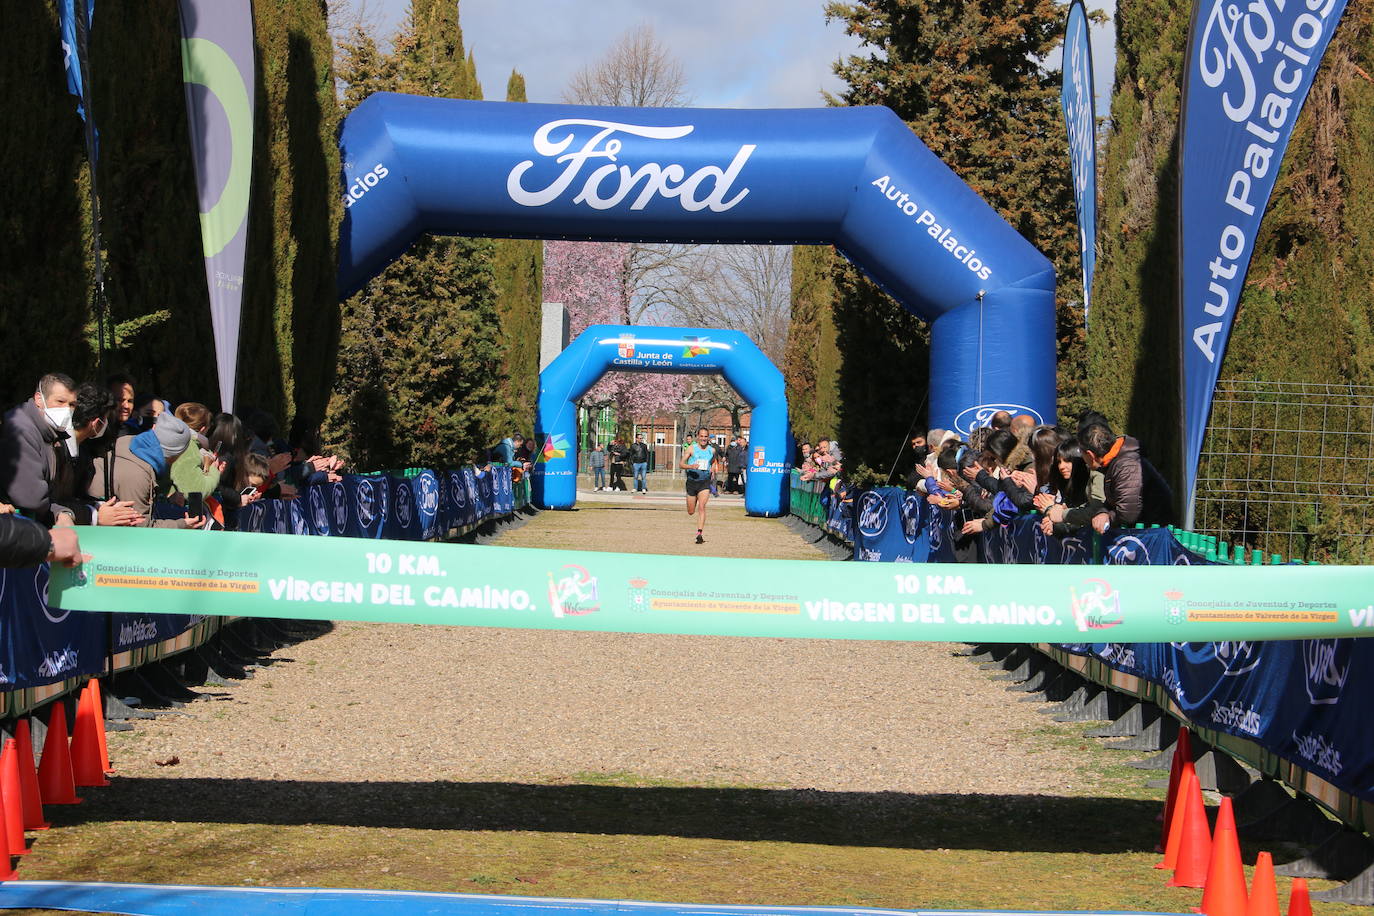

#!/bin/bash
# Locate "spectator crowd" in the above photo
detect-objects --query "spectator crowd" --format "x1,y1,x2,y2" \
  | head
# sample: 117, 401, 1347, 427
895, 409, 1174, 562
0, 371, 347, 569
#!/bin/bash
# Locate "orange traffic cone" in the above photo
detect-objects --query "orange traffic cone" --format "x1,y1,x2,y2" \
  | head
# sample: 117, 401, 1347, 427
85, 680, 113, 775
1246, 852, 1280, 916
1197, 797, 1246, 916
0, 743, 27, 856
12, 720, 47, 830
1160, 727, 1194, 847
70, 684, 109, 788
36, 704, 81, 805
1158, 763, 1198, 869
0, 775, 16, 881
1168, 764, 1212, 888
1287, 878, 1313, 916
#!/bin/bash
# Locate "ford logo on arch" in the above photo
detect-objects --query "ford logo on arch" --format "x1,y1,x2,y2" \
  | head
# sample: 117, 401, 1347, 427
952, 403, 1043, 436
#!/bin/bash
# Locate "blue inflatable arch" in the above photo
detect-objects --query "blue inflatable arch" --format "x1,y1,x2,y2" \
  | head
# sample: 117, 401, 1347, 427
536, 325, 790, 516
337, 94, 1057, 437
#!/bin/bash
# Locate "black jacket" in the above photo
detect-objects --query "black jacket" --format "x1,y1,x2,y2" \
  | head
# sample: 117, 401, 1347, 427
1095, 436, 1174, 528
629, 442, 649, 463
0, 515, 50, 567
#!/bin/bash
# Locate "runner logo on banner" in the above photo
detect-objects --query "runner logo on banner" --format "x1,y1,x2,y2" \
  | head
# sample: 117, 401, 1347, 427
1178, 0, 1348, 521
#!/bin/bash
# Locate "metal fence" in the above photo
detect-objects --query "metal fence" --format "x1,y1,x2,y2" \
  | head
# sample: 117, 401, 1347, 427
1195, 379, 1374, 563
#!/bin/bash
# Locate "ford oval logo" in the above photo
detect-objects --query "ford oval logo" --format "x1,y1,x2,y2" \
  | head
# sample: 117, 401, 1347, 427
952, 403, 1044, 436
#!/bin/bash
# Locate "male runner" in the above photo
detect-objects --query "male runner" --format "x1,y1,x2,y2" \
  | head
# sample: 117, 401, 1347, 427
680, 427, 719, 544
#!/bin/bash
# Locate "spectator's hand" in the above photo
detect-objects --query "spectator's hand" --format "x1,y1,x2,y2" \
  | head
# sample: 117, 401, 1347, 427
278, 483, 298, 500
241, 489, 262, 505
214, 458, 229, 473
1032, 492, 1056, 511
1046, 504, 1066, 523
181, 515, 205, 530
961, 519, 984, 535
326, 471, 343, 483
96, 498, 142, 527
1009, 470, 1036, 491
47, 527, 89, 567
0, 502, 13, 515
53, 513, 75, 528
309, 455, 332, 472
1040, 516, 1054, 536
1092, 512, 1111, 534
939, 492, 962, 510
202, 451, 216, 471
268, 452, 293, 475
960, 465, 979, 481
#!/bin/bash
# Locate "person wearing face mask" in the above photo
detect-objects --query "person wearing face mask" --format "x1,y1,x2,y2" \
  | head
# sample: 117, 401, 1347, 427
52, 383, 144, 527
0, 373, 80, 526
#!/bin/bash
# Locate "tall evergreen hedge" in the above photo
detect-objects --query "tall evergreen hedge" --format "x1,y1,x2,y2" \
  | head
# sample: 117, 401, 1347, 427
1, 2, 338, 425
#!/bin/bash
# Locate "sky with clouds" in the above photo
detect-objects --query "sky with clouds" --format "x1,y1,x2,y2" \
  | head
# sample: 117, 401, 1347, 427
360, 0, 1116, 115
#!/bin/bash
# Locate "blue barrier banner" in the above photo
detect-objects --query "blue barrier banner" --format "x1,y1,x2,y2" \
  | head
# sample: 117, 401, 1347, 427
852, 489, 930, 563
1061, 638, 1374, 797
1060, 0, 1097, 325
1179, 0, 1349, 517
0, 567, 104, 689
234, 468, 520, 541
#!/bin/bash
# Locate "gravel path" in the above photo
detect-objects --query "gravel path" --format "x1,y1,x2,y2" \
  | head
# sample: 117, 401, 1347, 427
107, 503, 1084, 796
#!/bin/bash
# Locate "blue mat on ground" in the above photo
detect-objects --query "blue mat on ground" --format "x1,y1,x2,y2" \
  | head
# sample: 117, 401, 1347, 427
0, 882, 1190, 916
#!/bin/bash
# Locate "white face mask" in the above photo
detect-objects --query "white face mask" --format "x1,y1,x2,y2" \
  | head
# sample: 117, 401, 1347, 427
37, 392, 73, 433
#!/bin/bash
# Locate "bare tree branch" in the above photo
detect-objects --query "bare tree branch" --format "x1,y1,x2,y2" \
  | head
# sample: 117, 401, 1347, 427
563, 23, 693, 108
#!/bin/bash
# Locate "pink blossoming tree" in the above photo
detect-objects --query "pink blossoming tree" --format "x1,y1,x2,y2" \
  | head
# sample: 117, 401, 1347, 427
543, 240, 686, 440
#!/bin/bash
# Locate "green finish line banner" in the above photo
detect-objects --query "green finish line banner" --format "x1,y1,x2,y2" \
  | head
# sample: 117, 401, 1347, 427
47, 528, 1374, 642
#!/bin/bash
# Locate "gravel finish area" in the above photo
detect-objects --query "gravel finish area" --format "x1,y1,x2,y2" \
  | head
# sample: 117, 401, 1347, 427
108, 503, 1083, 796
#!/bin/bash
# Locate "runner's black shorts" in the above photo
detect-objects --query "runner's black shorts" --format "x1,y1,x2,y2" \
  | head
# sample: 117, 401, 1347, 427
685, 476, 713, 497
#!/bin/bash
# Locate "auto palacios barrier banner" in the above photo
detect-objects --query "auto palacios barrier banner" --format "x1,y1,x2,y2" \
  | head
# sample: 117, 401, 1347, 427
0, 566, 104, 690
1179, 0, 1349, 521
1060, 0, 1097, 325
1060, 638, 1373, 796
177, 0, 255, 413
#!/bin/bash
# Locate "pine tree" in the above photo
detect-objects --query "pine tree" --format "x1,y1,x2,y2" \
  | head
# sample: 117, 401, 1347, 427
324, 0, 514, 469
823, 0, 1087, 432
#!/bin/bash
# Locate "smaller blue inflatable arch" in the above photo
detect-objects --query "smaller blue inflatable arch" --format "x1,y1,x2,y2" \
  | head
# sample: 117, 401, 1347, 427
536, 326, 790, 517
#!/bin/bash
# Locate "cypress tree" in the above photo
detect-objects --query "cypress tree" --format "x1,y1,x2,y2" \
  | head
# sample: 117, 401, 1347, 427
784, 246, 842, 444
488, 70, 544, 440
1, 2, 97, 400
240, 0, 342, 428
1083, 0, 1188, 481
